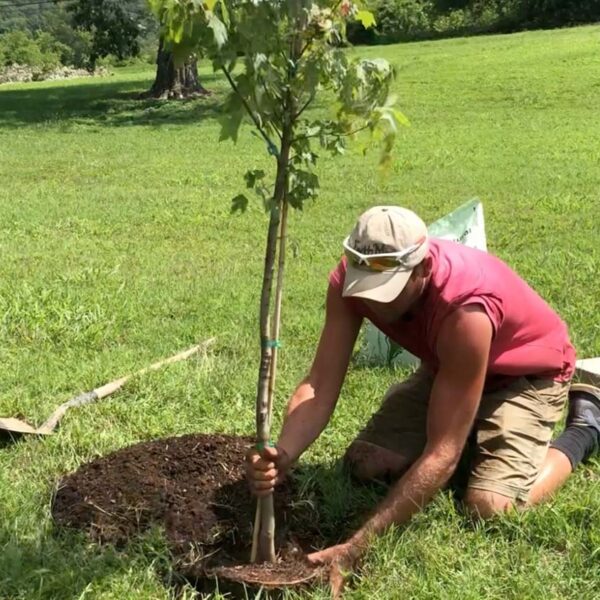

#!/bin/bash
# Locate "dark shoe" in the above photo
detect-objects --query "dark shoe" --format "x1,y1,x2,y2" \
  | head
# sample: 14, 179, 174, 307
567, 383, 600, 437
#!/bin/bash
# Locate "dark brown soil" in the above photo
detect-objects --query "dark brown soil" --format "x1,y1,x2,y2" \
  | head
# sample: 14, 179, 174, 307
52, 433, 323, 590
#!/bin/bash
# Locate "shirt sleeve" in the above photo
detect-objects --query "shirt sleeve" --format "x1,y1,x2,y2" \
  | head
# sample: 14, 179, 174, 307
456, 294, 504, 339
328, 258, 346, 290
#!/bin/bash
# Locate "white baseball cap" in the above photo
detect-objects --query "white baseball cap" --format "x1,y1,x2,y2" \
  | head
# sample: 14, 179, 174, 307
342, 206, 429, 303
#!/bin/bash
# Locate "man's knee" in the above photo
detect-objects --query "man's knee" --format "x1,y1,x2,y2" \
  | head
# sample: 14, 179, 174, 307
463, 488, 515, 519
343, 440, 412, 483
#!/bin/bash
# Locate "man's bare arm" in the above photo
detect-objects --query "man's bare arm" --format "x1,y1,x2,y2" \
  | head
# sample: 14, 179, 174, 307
248, 284, 361, 496
346, 305, 493, 550
277, 284, 362, 461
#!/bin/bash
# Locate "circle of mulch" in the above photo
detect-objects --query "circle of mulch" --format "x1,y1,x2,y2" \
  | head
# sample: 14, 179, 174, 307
51, 433, 324, 593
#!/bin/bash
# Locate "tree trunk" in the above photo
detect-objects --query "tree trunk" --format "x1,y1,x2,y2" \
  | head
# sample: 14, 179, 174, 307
251, 124, 293, 564
146, 38, 210, 100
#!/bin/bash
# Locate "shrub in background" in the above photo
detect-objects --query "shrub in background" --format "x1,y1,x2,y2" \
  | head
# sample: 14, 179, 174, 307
517, 0, 600, 29
41, 8, 93, 69
377, 0, 434, 42
0, 30, 61, 70
348, 0, 600, 45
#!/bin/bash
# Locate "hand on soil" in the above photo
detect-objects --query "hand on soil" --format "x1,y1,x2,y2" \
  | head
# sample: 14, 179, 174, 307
308, 542, 358, 599
245, 444, 290, 497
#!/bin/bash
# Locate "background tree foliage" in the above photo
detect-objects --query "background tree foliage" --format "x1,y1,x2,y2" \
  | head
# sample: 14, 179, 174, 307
67, 0, 152, 69
0, 1, 156, 70
348, 0, 600, 44
1, 0, 598, 70
0, 1, 201, 95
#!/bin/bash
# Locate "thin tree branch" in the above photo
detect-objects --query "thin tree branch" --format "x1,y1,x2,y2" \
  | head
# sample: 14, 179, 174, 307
294, 92, 316, 120
221, 66, 280, 158
297, 39, 312, 62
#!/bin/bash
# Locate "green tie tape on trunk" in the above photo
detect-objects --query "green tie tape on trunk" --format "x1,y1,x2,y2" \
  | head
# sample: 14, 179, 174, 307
256, 440, 275, 452
262, 339, 281, 349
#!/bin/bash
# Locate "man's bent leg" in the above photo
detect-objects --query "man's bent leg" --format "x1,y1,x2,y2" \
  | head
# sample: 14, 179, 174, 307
527, 447, 573, 505
466, 447, 572, 516
463, 489, 514, 519
465, 376, 568, 518
343, 440, 414, 482
344, 367, 433, 484
529, 384, 600, 504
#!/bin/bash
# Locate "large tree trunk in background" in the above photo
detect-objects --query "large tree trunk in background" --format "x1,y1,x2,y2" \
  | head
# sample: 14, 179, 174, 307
146, 38, 210, 99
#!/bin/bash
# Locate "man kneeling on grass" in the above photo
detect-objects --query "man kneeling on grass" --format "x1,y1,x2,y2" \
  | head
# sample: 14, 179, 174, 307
246, 205, 600, 593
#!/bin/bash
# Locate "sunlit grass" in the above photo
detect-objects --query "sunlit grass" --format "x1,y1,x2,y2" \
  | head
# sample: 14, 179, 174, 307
0, 24, 599, 599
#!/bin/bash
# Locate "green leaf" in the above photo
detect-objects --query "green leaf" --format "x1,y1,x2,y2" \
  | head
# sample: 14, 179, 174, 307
356, 10, 376, 29
219, 92, 244, 143
392, 108, 410, 127
244, 169, 266, 189
288, 168, 320, 209
151, 0, 400, 210
170, 20, 185, 44
219, 112, 243, 142
219, 0, 230, 26
207, 12, 228, 48
231, 194, 249, 213
306, 124, 321, 137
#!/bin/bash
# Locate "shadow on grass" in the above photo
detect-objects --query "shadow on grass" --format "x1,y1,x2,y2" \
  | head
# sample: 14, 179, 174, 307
289, 462, 390, 547
0, 73, 224, 129
0, 430, 28, 448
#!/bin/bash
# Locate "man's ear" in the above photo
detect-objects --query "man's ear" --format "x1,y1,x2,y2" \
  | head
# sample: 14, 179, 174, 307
413, 256, 433, 279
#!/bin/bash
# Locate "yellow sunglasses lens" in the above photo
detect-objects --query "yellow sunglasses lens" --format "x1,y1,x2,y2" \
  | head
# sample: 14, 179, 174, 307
345, 251, 399, 271
367, 257, 400, 271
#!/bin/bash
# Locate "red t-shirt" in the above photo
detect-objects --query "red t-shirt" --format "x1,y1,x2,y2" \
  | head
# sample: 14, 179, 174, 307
330, 239, 575, 383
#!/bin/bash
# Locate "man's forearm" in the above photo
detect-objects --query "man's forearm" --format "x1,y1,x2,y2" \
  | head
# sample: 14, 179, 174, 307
349, 451, 458, 549
277, 380, 336, 462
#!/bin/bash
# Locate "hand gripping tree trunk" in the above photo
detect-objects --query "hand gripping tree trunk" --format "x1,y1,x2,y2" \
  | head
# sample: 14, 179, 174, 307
146, 37, 210, 99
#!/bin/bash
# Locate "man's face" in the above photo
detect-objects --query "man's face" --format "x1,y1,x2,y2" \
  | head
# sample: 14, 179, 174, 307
362, 269, 425, 324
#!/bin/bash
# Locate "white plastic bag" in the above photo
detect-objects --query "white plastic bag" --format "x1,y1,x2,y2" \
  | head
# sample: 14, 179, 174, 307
360, 198, 487, 368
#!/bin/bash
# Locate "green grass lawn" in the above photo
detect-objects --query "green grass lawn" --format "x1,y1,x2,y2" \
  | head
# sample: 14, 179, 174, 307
1, 24, 600, 599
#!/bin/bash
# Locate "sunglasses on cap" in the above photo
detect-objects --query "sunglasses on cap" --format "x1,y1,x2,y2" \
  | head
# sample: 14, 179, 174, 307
342, 236, 425, 272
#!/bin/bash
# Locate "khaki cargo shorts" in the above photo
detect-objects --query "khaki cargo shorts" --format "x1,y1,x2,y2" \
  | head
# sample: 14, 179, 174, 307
356, 367, 568, 502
